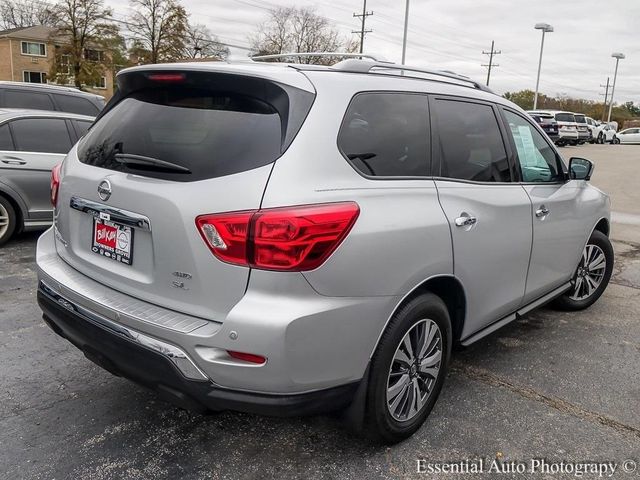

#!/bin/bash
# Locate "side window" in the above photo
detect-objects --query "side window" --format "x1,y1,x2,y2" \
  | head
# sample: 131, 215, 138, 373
53, 94, 100, 116
0, 124, 14, 150
10, 118, 72, 154
503, 110, 563, 183
72, 120, 93, 139
433, 99, 510, 182
338, 92, 429, 177
3, 90, 55, 110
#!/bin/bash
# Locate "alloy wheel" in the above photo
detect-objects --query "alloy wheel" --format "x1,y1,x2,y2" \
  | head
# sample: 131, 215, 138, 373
0, 202, 9, 239
569, 244, 607, 301
386, 319, 442, 422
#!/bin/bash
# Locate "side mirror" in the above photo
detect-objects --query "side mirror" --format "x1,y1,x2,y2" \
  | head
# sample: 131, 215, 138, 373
569, 157, 594, 181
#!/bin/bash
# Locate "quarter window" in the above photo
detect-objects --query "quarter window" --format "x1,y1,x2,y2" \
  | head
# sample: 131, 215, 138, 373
503, 110, 564, 183
53, 94, 100, 116
338, 92, 430, 177
433, 99, 510, 182
21, 41, 46, 56
10, 118, 72, 154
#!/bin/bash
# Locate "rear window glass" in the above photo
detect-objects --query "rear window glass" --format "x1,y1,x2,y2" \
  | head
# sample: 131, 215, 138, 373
78, 76, 313, 182
574, 115, 586, 124
338, 92, 430, 177
555, 113, 575, 122
53, 94, 100, 116
3, 90, 54, 110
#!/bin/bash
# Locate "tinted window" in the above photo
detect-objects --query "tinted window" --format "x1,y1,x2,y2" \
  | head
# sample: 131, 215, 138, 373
73, 120, 93, 138
3, 90, 55, 110
0, 124, 14, 150
504, 110, 563, 183
78, 76, 313, 182
555, 113, 575, 123
338, 93, 429, 177
434, 100, 510, 182
574, 115, 587, 124
54, 94, 100, 116
10, 118, 72, 154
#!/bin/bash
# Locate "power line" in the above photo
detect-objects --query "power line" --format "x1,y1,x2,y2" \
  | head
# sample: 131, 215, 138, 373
481, 40, 501, 86
352, 0, 373, 54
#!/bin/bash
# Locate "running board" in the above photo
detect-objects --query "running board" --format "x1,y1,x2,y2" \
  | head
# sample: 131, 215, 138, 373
460, 282, 571, 346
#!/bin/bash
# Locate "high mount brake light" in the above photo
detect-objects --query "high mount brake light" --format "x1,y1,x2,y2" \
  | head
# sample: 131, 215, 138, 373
146, 73, 186, 82
50, 163, 62, 206
196, 202, 360, 272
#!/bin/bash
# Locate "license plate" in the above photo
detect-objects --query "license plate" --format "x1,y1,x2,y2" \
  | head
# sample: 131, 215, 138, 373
91, 217, 134, 265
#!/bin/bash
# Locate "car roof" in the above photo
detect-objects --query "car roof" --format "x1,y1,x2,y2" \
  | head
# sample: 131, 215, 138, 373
0, 108, 95, 121
0, 81, 104, 100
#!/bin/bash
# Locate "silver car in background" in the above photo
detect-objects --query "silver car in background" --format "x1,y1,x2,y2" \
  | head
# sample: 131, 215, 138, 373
36, 57, 613, 443
0, 109, 94, 245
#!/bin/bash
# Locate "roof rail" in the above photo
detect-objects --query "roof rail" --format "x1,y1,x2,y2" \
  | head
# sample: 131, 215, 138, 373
331, 59, 493, 93
250, 52, 390, 63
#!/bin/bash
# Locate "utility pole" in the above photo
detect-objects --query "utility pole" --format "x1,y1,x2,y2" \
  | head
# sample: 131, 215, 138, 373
352, 0, 373, 54
599, 77, 610, 122
481, 40, 501, 86
607, 53, 625, 123
401, 0, 410, 64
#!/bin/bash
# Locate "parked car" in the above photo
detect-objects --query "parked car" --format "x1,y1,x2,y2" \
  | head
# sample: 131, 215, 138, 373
612, 127, 640, 144
585, 117, 603, 143
528, 110, 579, 146
0, 81, 104, 116
572, 113, 591, 144
527, 112, 559, 143
0, 109, 94, 245
600, 124, 618, 144
36, 58, 613, 443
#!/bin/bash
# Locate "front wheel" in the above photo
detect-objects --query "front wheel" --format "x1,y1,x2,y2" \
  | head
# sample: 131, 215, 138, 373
612, 136, 620, 144
597, 133, 604, 144
365, 293, 451, 443
554, 230, 613, 311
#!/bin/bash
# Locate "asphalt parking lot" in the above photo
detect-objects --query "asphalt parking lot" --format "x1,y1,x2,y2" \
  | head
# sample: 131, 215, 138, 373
1, 144, 639, 479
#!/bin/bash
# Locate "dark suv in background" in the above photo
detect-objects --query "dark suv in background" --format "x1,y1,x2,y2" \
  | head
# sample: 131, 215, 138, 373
0, 82, 104, 116
528, 112, 559, 143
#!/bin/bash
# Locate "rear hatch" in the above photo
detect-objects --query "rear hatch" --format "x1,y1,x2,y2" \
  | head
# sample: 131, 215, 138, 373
573, 113, 589, 134
54, 66, 315, 320
555, 112, 577, 133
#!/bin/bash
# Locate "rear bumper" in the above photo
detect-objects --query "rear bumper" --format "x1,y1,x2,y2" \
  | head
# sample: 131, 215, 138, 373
38, 284, 359, 416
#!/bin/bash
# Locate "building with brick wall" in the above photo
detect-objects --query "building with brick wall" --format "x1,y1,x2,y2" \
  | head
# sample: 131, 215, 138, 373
0, 25, 114, 99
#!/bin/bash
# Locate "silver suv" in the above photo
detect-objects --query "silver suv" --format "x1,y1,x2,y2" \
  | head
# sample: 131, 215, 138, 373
36, 56, 613, 443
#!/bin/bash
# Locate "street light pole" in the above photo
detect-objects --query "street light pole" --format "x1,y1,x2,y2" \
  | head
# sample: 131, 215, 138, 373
401, 0, 410, 64
533, 23, 553, 110
607, 53, 625, 123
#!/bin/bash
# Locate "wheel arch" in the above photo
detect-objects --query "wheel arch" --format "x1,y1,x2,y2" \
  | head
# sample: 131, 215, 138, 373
593, 217, 610, 237
371, 275, 467, 359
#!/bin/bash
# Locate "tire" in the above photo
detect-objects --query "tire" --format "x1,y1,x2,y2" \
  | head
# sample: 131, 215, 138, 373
613, 136, 620, 144
597, 133, 604, 144
0, 195, 17, 246
364, 293, 451, 444
553, 230, 613, 311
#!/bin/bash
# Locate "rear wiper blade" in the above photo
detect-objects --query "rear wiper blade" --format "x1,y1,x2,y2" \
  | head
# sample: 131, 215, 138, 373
114, 153, 191, 174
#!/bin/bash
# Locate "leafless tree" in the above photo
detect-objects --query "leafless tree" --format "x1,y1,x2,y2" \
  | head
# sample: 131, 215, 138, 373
50, 0, 118, 89
0, 0, 57, 29
128, 0, 188, 64
181, 23, 229, 60
250, 6, 356, 64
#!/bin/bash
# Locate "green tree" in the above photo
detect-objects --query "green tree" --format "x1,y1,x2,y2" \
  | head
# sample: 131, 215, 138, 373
50, 0, 119, 90
127, 0, 188, 64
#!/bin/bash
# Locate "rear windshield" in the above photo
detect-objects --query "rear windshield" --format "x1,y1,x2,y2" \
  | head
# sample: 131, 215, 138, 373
77, 73, 314, 182
574, 114, 586, 124
555, 113, 576, 122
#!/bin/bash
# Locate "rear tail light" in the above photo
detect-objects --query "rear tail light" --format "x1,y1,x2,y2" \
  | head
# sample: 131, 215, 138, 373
50, 163, 62, 206
196, 202, 360, 271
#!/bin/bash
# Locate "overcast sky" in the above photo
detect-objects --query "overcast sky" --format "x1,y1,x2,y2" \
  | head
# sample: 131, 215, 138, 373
111, 0, 639, 103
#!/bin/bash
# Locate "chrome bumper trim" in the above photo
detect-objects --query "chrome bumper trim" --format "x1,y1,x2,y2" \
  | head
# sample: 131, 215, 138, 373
40, 281, 209, 382
70, 196, 152, 232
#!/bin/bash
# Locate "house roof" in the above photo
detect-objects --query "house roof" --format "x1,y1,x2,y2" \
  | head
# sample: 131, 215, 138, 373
0, 25, 56, 41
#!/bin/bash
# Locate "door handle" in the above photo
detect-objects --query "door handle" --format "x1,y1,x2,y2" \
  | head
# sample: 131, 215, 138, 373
1, 156, 26, 165
455, 215, 477, 227
535, 206, 550, 218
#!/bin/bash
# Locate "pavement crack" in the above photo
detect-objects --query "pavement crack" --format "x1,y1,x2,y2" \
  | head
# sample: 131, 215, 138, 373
451, 363, 640, 440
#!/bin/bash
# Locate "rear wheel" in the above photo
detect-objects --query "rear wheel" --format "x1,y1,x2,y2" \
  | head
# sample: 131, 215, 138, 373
554, 231, 613, 311
365, 293, 451, 443
0, 195, 17, 246
597, 133, 604, 144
